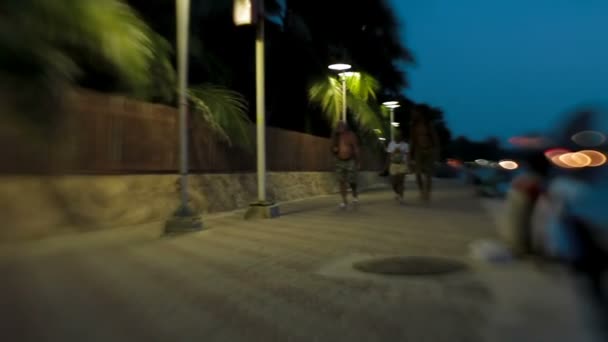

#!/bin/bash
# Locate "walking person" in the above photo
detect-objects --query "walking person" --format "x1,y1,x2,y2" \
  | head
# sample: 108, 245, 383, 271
332, 121, 360, 209
409, 107, 440, 202
386, 131, 409, 204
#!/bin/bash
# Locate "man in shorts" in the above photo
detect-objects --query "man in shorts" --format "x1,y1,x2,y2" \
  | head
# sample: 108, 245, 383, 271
410, 107, 440, 202
332, 121, 360, 209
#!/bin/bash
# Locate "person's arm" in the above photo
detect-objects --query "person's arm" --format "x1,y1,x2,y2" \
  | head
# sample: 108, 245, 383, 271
386, 142, 394, 169
330, 132, 339, 155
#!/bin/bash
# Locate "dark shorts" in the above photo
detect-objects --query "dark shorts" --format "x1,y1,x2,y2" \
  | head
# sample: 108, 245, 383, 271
414, 148, 437, 174
336, 158, 357, 184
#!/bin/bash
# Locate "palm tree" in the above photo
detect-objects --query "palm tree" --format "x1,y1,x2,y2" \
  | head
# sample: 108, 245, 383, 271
308, 71, 384, 132
1, 0, 252, 148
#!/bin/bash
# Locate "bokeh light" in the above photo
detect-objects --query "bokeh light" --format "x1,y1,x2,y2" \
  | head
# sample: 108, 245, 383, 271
545, 148, 570, 160
558, 152, 592, 168
551, 155, 574, 169
498, 160, 518, 170
578, 150, 607, 167
571, 130, 606, 147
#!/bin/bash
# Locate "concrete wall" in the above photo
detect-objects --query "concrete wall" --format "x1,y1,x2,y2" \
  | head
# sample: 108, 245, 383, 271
0, 172, 385, 242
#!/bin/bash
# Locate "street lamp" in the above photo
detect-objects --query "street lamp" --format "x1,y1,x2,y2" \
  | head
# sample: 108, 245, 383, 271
164, 0, 203, 235
328, 63, 352, 71
328, 63, 352, 122
383, 101, 400, 142
235, 0, 279, 219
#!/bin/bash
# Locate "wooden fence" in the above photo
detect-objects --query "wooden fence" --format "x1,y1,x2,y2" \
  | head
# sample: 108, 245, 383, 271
0, 90, 383, 174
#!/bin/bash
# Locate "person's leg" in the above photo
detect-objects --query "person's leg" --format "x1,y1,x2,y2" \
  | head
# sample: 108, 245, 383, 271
426, 151, 438, 200
391, 168, 399, 194
414, 156, 424, 199
340, 180, 348, 205
350, 182, 358, 200
336, 161, 348, 206
424, 172, 433, 201
396, 173, 405, 199
348, 160, 358, 201
391, 174, 399, 195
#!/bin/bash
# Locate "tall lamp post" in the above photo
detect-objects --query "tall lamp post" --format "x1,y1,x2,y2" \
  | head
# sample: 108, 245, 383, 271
328, 63, 351, 122
383, 101, 400, 142
164, 0, 203, 234
235, 0, 280, 219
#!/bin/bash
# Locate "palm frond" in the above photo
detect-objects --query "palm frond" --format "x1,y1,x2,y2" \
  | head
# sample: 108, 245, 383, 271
348, 95, 384, 133
308, 76, 343, 127
189, 84, 253, 150
344, 72, 380, 102
2, 0, 159, 92
308, 71, 383, 131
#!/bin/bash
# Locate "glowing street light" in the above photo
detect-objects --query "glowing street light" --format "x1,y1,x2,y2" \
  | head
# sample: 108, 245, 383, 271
328, 63, 352, 122
328, 63, 352, 71
382, 101, 400, 142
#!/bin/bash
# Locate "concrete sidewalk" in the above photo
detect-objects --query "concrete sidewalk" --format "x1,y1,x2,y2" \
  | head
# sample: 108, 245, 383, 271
0, 181, 601, 341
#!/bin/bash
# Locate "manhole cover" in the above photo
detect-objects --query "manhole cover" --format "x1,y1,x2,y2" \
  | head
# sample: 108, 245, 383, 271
353, 256, 468, 275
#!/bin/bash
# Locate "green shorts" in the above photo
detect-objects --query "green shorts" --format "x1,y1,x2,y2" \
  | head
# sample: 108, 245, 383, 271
414, 148, 437, 174
336, 158, 357, 184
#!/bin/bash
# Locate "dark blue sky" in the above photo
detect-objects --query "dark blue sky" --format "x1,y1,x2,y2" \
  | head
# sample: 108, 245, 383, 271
390, 0, 608, 141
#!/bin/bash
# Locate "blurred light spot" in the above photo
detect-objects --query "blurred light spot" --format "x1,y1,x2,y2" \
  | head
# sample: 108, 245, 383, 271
475, 159, 489, 166
551, 155, 574, 169
379, 137, 386, 141
447, 159, 463, 168
499, 160, 518, 170
509, 136, 547, 148
391, 122, 400, 127
571, 131, 606, 147
579, 150, 607, 167
545, 148, 570, 160
559, 152, 591, 168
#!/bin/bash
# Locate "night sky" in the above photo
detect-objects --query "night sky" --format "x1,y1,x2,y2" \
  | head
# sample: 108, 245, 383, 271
390, 0, 608, 142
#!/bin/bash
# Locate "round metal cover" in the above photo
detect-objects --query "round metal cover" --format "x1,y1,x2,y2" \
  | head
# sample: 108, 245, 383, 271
353, 256, 468, 276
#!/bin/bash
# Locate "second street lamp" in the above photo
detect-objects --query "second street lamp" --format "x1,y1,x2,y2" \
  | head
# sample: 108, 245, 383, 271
328, 63, 351, 122
383, 101, 400, 142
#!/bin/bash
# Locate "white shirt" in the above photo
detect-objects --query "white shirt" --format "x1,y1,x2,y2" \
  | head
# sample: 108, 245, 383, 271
386, 141, 409, 162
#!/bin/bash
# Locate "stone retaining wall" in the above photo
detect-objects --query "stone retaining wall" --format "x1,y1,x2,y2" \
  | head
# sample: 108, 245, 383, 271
0, 172, 385, 242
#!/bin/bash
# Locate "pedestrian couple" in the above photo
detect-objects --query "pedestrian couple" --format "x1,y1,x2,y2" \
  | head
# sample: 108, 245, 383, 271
331, 108, 440, 209
387, 108, 441, 203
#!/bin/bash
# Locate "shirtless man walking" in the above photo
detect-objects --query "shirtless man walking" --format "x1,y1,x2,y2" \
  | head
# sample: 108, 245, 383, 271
409, 107, 440, 202
332, 121, 360, 209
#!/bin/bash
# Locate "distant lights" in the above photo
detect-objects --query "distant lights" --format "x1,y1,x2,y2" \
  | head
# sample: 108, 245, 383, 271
545, 148, 607, 168
579, 150, 607, 167
498, 160, 519, 170
571, 130, 606, 147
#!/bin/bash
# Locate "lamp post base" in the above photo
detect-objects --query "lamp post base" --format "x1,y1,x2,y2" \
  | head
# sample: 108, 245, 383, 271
163, 204, 203, 236
244, 201, 280, 220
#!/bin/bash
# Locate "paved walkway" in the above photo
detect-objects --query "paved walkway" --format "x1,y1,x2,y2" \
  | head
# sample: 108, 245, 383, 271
0, 181, 601, 341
